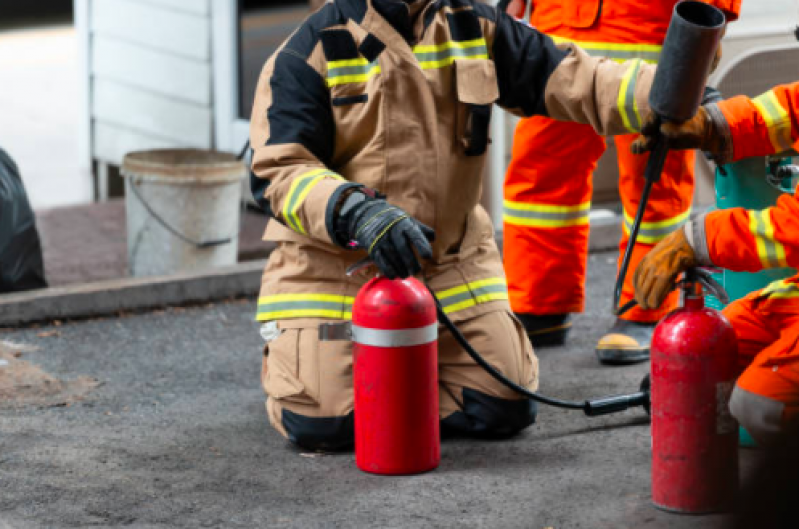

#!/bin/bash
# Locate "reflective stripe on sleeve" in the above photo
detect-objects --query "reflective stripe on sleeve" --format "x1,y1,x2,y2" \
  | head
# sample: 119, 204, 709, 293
622, 208, 690, 245
752, 90, 794, 153
351, 323, 438, 347
282, 168, 345, 235
327, 58, 381, 87
414, 38, 489, 70
617, 59, 644, 133
503, 199, 591, 228
758, 279, 799, 300
256, 293, 354, 321
748, 209, 789, 268
549, 36, 661, 64
436, 277, 508, 314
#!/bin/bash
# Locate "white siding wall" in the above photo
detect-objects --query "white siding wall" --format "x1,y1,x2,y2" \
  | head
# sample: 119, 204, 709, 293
86, 0, 213, 165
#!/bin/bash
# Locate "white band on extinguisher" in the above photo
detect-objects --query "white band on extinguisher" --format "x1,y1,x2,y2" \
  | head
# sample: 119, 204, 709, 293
351, 323, 438, 347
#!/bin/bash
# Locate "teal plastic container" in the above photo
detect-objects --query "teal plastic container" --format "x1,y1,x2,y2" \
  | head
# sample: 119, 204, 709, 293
704, 156, 796, 310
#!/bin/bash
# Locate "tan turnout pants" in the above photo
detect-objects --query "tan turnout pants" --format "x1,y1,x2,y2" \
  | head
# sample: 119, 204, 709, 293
261, 309, 538, 448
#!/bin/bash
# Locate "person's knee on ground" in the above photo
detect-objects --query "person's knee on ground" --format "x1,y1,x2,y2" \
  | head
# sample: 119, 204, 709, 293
441, 387, 537, 438
261, 321, 355, 451
267, 398, 354, 451
439, 310, 539, 439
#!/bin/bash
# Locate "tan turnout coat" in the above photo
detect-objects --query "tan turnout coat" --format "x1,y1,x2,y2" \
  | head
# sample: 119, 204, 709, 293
250, 0, 655, 325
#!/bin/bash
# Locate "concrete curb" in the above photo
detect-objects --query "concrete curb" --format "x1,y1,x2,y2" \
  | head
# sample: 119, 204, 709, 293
0, 260, 265, 327
0, 214, 622, 328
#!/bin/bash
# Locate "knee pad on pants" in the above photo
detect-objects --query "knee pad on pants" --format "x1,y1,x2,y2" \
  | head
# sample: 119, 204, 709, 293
441, 387, 537, 438
281, 407, 355, 452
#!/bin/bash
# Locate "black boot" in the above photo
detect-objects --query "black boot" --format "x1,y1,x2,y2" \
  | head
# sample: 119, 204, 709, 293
595, 318, 655, 365
514, 313, 572, 347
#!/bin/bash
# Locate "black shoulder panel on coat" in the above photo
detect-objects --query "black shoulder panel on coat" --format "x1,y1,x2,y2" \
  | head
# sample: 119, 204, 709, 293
320, 29, 360, 61
491, 9, 568, 116
472, 1, 497, 22
266, 52, 335, 165
447, 10, 483, 42
283, 3, 343, 60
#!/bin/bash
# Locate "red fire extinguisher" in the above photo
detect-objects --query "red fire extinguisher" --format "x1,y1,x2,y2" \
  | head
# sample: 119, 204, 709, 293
352, 276, 440, 475
650, 268, 739, 513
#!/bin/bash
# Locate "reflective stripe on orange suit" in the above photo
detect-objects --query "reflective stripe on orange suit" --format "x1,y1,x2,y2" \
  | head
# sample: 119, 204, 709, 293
503, 0, 739, 323
697, 82, 799, 437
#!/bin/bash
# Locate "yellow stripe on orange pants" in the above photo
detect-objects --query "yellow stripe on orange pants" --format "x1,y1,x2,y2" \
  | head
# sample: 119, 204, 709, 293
503, 116, 695, 323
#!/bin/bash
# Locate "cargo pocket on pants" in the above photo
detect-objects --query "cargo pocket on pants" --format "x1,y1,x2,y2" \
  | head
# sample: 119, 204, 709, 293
263, 327, 320, 407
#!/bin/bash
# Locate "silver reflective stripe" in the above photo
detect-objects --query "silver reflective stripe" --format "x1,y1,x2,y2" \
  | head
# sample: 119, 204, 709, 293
351, 323, 438, 347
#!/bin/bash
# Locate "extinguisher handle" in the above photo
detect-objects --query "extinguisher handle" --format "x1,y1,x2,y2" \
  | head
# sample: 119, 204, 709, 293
687, 267, 730, 305
583, 391, 650, 417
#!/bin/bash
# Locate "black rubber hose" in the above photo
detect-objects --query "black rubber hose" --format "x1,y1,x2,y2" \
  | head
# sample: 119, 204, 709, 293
426, 285, 650, 415
613, 136, 668, 314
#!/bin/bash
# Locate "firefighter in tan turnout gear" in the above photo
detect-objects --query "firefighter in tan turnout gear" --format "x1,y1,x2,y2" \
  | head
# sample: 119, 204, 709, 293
251, 0, 657, 450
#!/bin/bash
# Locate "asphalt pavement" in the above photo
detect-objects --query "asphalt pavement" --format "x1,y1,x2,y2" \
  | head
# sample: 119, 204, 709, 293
0, 252, 758, 528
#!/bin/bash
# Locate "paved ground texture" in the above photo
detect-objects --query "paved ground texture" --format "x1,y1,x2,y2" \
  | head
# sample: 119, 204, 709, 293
0, 253, 762, 529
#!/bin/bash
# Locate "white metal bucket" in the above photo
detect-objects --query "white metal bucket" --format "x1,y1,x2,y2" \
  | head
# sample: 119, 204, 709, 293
121, 149, 246, 277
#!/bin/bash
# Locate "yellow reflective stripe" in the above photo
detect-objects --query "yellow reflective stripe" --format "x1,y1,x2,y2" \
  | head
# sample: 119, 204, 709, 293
752, 90, 793, 153
326, 64, 381, 88
328, 58, 370, 68
760, 279, 799, 299
503, 199, 591, 228
414, 38, 489, 70
256, 293, 355, 322
282, 169, 344, 235
617, 59, 643, 133
748, 209, 789, 268
257, 309, 354, 321
436, 277, 508, 314
550, 36, 661, 63
257, 293, 356, 304
622, 208, 691, 244
413, 38, 487, 53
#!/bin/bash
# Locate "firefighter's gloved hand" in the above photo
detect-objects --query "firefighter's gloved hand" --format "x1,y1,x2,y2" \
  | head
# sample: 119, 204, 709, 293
633, 228, 697, 310
630, 107, 722, 155
334, 191, 434, 279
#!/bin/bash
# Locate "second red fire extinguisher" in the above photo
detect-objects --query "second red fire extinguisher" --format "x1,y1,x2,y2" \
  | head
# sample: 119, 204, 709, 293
650, 269, 739, 513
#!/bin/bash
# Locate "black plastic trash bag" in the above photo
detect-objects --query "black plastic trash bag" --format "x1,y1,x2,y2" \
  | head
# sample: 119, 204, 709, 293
0, 147, 47, 293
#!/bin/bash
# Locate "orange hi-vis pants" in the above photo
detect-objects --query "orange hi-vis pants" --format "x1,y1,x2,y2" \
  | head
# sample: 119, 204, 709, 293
723, 280, 799, 445
503, 117, 695, 322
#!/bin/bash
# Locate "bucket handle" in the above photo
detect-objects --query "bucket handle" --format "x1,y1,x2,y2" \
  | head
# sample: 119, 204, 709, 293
128, 179, 233, 248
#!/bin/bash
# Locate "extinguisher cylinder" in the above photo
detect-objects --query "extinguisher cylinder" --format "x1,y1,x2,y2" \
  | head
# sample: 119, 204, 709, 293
650, 293, 739, 513
352, 277, 440, 475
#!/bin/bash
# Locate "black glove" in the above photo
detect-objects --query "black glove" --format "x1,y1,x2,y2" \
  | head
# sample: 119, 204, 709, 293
333, 191, 434, 279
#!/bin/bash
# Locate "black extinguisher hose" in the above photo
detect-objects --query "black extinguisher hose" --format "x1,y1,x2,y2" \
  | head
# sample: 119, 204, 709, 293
425, 285, 650, 416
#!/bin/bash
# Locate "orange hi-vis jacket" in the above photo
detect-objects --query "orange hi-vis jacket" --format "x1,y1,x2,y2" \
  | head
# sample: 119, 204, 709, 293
694, 83, 799, 281
689, 82, 799, 434
503, 0, 739, 323
530, 0, 739, 59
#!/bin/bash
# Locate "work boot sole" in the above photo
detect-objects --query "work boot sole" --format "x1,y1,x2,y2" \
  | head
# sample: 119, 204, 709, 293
595, 346, 650, 365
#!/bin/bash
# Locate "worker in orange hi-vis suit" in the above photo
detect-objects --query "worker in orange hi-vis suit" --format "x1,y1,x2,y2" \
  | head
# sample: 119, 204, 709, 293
500, 0, 740, 365
633, 81, 799, 445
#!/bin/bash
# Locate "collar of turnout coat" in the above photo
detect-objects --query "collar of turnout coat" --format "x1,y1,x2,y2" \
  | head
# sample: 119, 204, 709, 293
338, 0, 442, 45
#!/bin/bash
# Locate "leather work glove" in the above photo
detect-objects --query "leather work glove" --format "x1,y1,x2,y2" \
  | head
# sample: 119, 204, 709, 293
333, 191, 434, 279
633, 228, 697, 310
630, 107, 724, 156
